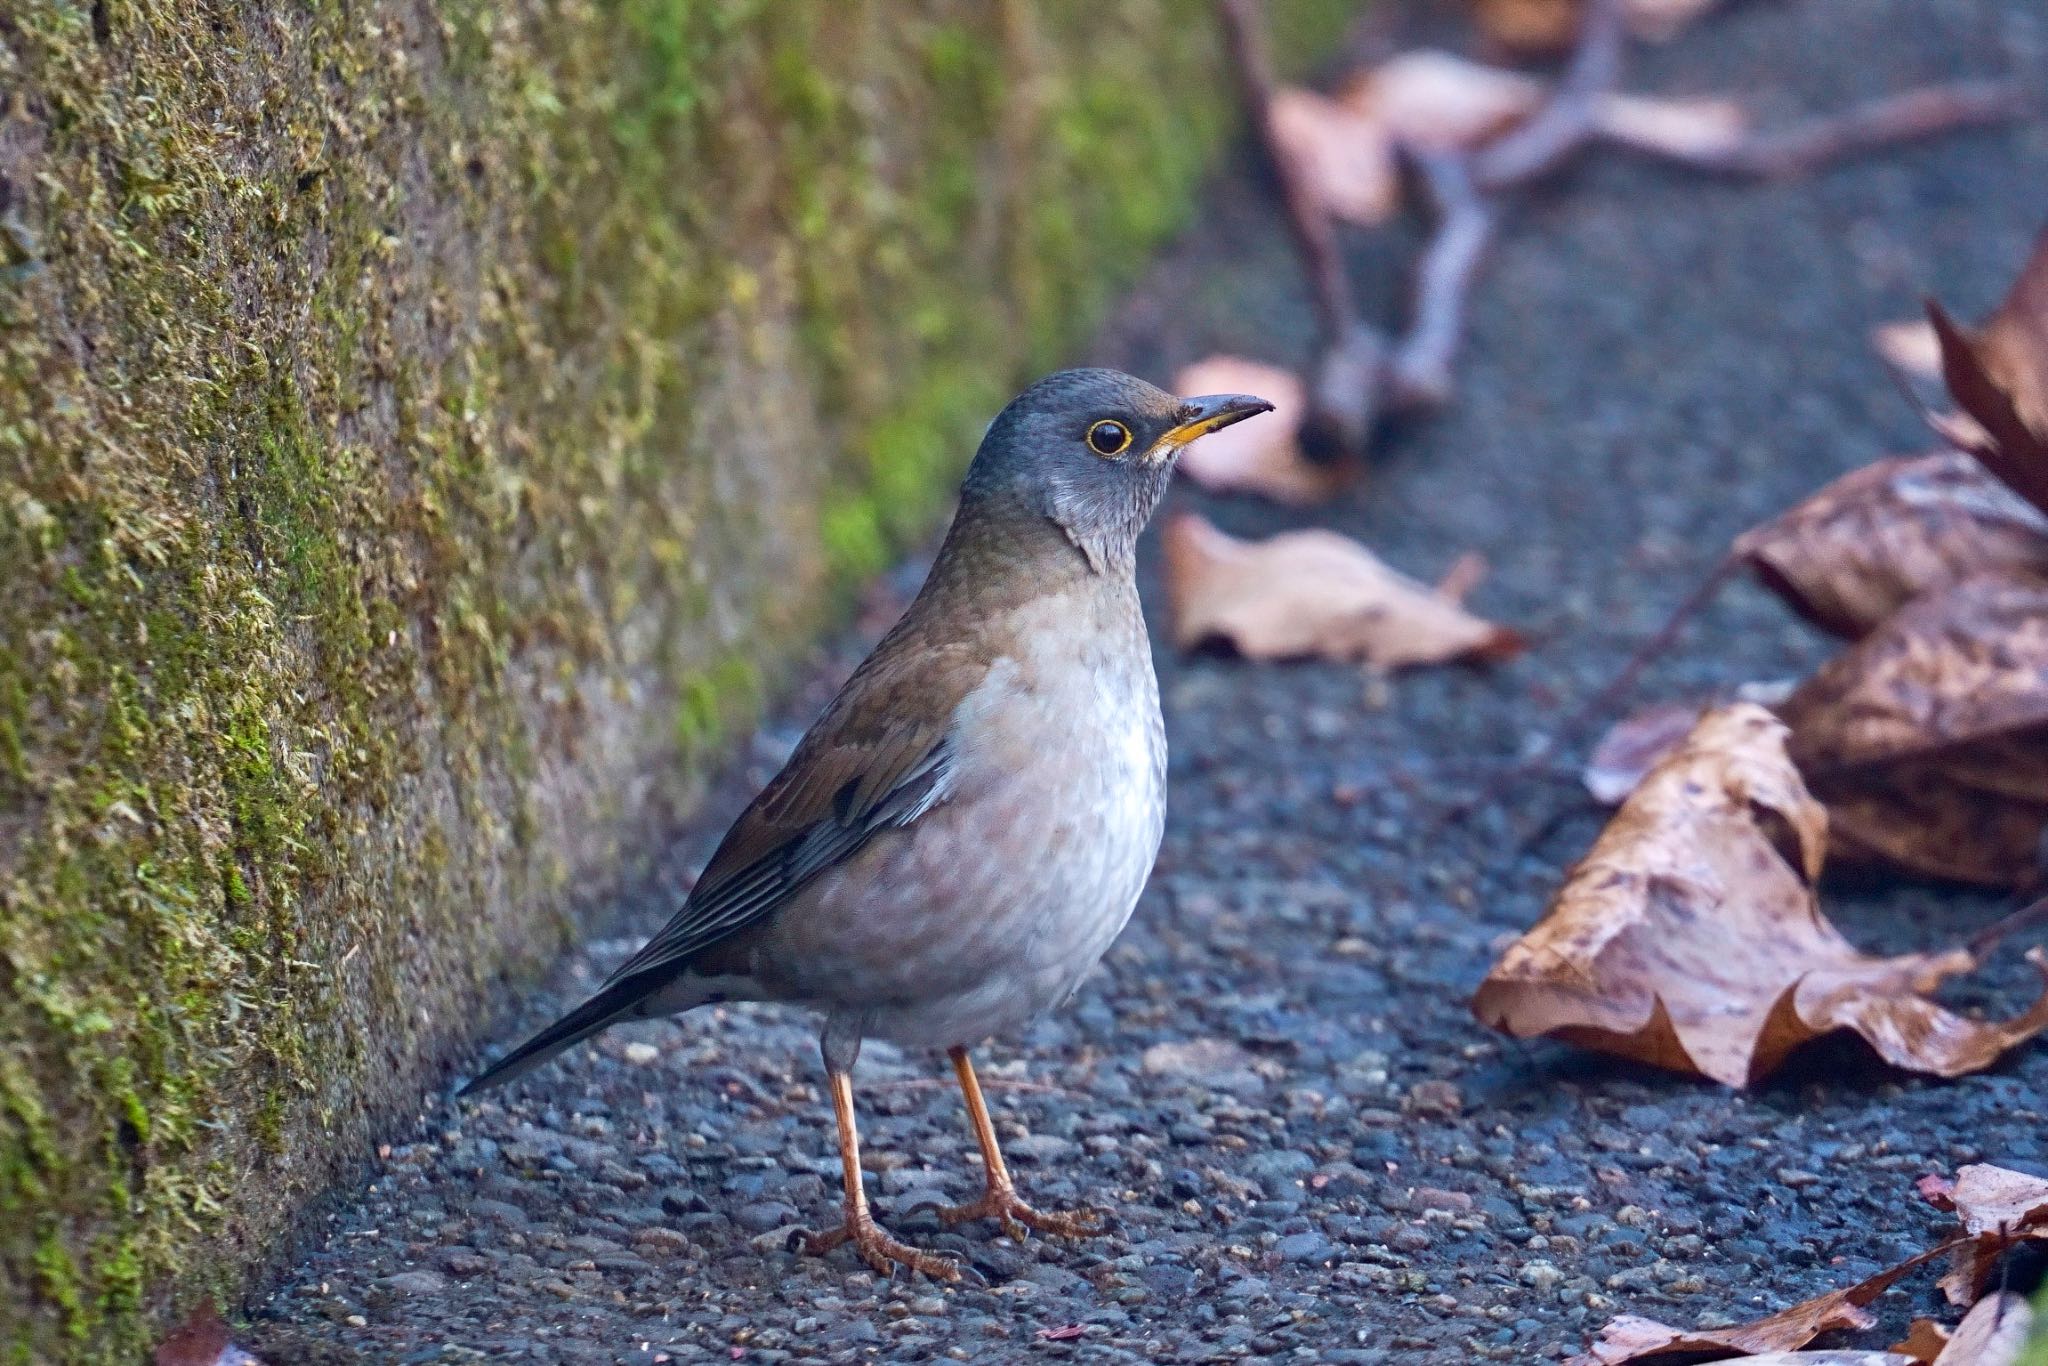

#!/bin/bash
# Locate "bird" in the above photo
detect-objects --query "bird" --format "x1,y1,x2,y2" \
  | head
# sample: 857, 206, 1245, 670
461, 367, 1273, 1278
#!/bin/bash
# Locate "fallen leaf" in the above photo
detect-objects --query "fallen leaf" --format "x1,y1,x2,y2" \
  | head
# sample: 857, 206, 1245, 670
1936, 1164, 2048, 1306
1568, 1237, 1955, 1364
1344, 50, 1746, 162
1951, 1164, 2048, 1238
1584, 684, 1796, 805
1345, 50, 1542, 153
1934, 1293, 2034, 1365
1893, 1318, 1952, 1365
1473, 0, 1721, 52
1929, 225, 2048, 517
1780, 573, 2048, 885
1732, 450, 2048, 641
1171, 357, 1349, 503
155, 1306, 266, 1366
1161, 513, 1523, 671
1875, 320, 1945, 383
1267, 86, 1400, 227
1584, 700, 1710, 804
1475, 703, 2048, 1085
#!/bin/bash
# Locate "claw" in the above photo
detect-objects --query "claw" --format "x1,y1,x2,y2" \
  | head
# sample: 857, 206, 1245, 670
934, 1185, 1106, 1241
800, 1214, 962, 1281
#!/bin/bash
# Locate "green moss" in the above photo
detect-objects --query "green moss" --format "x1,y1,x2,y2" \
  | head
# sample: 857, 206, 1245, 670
0, 0, 1353, 1357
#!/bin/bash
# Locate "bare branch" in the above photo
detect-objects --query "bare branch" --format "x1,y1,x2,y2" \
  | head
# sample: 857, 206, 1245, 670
1471, 0, 1628, 190
1390, 152, 1499, 408
1217, 0, 1359, 342
1608, 79, 2036, 179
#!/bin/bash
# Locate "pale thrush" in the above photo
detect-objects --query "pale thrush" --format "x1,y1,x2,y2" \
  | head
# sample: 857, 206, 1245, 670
463, 368, 1273, 1277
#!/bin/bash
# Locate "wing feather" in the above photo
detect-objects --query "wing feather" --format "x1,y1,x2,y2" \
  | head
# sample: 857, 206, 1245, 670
602, 639, 986, 986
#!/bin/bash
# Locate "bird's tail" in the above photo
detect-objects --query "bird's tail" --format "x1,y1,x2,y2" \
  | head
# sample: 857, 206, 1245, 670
459, 976, 655, 1096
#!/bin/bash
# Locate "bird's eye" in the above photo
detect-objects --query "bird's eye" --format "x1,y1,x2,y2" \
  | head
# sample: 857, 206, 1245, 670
1086, 420, 1132, 457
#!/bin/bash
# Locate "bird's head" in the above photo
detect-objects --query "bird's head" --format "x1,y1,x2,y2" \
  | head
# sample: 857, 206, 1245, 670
960, 367, 1272, 571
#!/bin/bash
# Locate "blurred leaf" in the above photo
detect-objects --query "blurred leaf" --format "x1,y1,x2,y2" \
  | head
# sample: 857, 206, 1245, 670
1162, 513, 1521, 671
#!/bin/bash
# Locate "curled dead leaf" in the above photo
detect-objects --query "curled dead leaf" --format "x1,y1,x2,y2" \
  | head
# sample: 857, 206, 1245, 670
1892, 1318, 1952, 1365
1161, 513, 1523, 671
1583, 699, 1710, 804
1568, 1237, 1956, 1365
1781, 573, 2048, 885
1732, 450, 2048, 641
1935, 1164, 2048, 1307
1171, 357, 1350, 504
1934, 1293, 2034, 1365
1929, 225, 2048, 517
1476, 703, 2048, 1085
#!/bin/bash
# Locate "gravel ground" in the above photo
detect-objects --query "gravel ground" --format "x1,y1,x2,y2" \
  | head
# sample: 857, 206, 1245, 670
250, 2, 2048, 1361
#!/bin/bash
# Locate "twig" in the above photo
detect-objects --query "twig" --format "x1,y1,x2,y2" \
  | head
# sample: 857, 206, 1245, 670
1471, 0, 1628, 191
1435, 553, 1740, 828
1611, 79, 2036, 179
1217, 0, 1360, 343
1969, 896, 2048, 962
1385, 0, 1623, 409
1389, 151, 1498, 407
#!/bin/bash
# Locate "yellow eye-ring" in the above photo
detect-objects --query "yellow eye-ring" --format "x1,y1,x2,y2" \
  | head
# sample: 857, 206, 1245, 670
1087, 419, 1132, 457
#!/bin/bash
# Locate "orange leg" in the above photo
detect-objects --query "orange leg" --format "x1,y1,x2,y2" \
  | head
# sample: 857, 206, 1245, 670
928, 1047, 1104, 1240
800, 1068, 960, 1280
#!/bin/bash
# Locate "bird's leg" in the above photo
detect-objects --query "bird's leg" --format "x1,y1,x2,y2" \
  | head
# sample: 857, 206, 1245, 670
800, 1067, 961, 1281
929, 1047, 1105, 1239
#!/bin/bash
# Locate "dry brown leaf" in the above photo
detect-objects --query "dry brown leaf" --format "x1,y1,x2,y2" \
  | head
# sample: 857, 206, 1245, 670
1876, 320, 1946, 383
1893, 1319, 1952, 1364
1930, 226, 2048, 517
1584, 700, 1710, 804
1267, 86, 1401, 227
1170, 357, 1349, 504
1473, 0, 1720, 52
1475, 704, 2048, 1085
1568, 1237, 1955, 1365
1345, 50, 1543, 152
1780, 573, 2048, 885
1934, 1293, 2034, 1365
1732, 450, 2048, 641
1934, 1164, 2048, 1306
1161, 513, 1523, 671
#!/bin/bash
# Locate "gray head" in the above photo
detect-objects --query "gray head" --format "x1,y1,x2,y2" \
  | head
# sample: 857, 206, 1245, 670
958, 368, 1272, 571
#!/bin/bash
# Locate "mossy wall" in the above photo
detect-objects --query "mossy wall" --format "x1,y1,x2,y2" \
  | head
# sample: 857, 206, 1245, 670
0, 0, 1348, 1357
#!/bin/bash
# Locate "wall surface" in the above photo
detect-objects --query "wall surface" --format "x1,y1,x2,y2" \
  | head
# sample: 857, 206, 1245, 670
0, 0, 1346, 1357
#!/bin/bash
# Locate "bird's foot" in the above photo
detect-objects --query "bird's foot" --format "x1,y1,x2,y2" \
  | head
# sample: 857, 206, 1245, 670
925, 1184, 1106, 1241
800, 1213, 962, 1281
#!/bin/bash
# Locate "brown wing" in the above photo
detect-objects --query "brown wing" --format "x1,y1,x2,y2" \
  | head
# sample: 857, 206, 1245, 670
602, 637, 990, 986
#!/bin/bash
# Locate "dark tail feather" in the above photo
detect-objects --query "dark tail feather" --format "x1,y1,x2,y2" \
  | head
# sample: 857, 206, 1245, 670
460, 980, 648, 1096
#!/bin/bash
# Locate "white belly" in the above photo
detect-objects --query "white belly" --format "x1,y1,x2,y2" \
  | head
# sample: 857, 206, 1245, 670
753, 612, 1166, 1050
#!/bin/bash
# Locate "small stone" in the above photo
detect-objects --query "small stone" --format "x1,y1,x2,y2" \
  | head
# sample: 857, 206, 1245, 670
631, 1226, 692, 1257
734, 1201, 800, 1234
438, 1248, 488, 1277
376, 1270, 447, 1296
1276, 1232, 1336, 1264
623, 1041, 661, 1065
1519, 1260, 1564, 1292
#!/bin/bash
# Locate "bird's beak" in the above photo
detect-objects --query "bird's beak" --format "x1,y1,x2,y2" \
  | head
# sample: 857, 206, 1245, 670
1155, 393, 1276, 459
